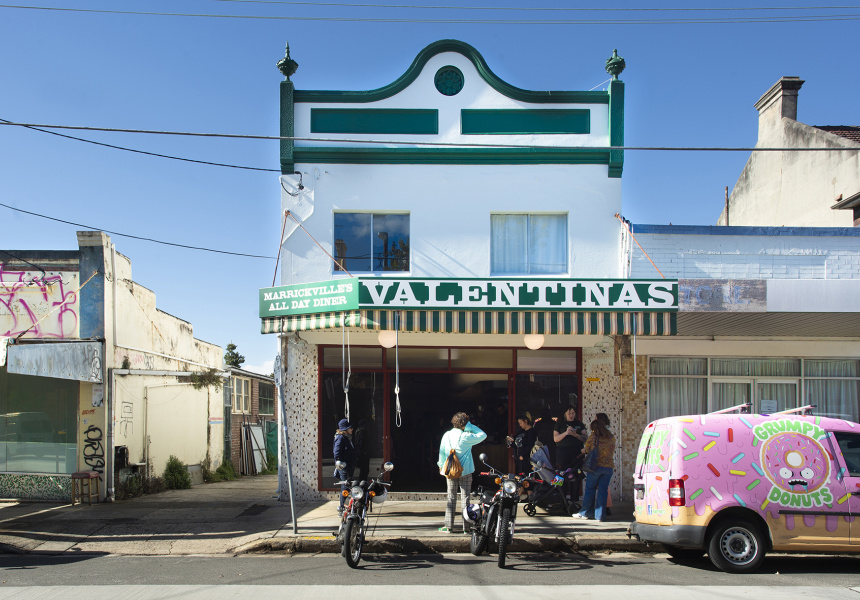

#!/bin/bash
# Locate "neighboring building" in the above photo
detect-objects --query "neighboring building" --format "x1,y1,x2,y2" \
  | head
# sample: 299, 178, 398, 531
264, 40, 677, 503
622, 224, 860, 500
225, 366, 276, 474
1, 231, 224, 501
717, 76, 860, 227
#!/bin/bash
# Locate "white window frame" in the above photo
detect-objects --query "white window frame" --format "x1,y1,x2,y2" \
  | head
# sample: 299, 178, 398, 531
490, 212, 568, 275
232, 376, 251, 414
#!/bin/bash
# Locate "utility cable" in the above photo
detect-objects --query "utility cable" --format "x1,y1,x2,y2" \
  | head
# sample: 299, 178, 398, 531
0, 249, 48, 278
0, 201, 277, 259
2, 121, 859, 153
284, 210, 353, 275
1, 4, 859, 23
0, 118, 279, 172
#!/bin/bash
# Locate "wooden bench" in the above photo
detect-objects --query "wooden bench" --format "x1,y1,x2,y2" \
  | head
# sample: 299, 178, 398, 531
71, 471, 100, 505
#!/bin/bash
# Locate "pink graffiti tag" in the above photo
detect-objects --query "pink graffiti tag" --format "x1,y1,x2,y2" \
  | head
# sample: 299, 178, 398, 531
0, 264, 79, 338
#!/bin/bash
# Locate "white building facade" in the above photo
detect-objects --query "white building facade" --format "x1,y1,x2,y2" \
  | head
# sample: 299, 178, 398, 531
265, 41, 676, 503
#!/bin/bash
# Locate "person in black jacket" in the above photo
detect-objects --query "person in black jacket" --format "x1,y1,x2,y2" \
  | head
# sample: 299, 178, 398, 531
507, 414, 538, 474
333, 419, 355, 514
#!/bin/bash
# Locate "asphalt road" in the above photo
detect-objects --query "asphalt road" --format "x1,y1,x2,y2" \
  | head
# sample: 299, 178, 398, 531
2, 551, 860, 592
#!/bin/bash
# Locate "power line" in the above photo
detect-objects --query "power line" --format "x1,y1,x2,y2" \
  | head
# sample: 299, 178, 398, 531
1, 121, 858, 153
0, 202, 277, 260
2, 4, 860, 24
202, 1, 860, 12
0, 118, 280, 172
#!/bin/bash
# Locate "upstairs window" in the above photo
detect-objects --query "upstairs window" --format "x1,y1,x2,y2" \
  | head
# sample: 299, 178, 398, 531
334, 213, 410, 273
491, 214, 567, 275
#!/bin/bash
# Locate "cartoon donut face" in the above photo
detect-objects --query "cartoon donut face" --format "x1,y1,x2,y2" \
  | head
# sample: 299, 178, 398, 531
762, 431, 830, 493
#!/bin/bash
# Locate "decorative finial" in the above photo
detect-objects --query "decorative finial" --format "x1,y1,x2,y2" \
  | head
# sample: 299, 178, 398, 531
605, 49, 625, 80
277, 42, 299, 80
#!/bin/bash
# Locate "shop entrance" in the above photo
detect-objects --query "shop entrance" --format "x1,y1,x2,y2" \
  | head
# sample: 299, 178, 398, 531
319, 347, 580, 494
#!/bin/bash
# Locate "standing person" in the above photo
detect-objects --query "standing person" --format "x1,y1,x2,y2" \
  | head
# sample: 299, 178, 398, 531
506, 414, 537, 474
553, 406, 586, 472
532, 408, 557, 466
333, 419, 355, 515
573, 418, 616, 521
437, 412, 487, 533
353, 418, 371, 482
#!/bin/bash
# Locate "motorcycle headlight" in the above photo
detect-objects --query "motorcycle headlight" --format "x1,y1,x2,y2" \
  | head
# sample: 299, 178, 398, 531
350, 486, 365, 500
503, 480, 518, 495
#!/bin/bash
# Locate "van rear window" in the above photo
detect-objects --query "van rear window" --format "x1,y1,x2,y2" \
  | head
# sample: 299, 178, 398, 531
636, 424, 670, 473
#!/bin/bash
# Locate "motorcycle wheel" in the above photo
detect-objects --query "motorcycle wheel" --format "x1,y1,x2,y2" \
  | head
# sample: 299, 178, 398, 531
343, 518, 364, 569
498, 507, 512, 568
470, 523, 488, 556
523, 504, 536, 517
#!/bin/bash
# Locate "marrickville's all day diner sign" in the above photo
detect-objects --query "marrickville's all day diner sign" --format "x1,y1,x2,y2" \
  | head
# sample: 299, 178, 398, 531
260, 278, 678, 318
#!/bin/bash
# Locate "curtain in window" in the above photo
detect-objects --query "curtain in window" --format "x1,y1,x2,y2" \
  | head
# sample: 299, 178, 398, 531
491, 215, 527, 274
806, 380, 860, 422
711, 382, 751, 413
529, 215, 567, 274
648, 377, 707, 421
650, 357, 708, 376
805, 359, 860, 377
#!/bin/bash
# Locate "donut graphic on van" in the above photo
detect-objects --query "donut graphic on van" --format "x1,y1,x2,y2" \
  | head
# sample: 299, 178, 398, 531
629, 407, 860, 573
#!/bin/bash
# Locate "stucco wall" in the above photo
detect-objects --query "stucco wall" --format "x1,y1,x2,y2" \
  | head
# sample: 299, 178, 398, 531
719, 119, 859, 227
0, 260, 81, 339
282, 333, 322, 501
580, 346, 623, 502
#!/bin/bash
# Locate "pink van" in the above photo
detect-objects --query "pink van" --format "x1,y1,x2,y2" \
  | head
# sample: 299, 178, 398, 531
628, 407, 860, 572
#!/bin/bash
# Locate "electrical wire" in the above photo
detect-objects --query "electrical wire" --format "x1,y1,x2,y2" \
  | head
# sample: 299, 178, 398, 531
0, 249, 48, 277
0, 118, 279, 172
1, 4, 860, 24
0, 202, 277, 260
202, 0, 860, 12
1, 121, 858, 153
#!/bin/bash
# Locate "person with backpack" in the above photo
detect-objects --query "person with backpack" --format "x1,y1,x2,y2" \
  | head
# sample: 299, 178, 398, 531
437, 411, 487, 533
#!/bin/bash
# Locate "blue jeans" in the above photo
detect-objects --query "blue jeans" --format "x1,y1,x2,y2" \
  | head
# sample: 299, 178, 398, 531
336, 467, 354, 510
578, 466, 613, 521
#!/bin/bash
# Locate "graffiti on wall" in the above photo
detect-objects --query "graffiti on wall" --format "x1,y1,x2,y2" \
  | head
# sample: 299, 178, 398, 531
82, 424, 105, 477
119, 400, 134, 437
0, 266, 79, 338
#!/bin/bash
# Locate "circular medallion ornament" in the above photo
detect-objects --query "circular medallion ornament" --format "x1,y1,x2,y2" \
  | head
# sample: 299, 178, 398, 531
434, 66, 464, 96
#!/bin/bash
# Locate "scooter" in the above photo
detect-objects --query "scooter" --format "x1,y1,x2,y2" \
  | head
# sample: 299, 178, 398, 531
334, 461, 393, 568
465, 453, 537, 568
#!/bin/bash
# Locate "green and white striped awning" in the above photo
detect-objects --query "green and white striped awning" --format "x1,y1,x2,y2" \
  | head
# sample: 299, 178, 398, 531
261, 310, 676, 336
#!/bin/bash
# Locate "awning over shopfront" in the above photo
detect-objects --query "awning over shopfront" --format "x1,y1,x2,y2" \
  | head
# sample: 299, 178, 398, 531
261, 309, 676, 336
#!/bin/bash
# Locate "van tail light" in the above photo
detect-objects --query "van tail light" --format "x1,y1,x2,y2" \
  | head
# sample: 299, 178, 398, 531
668, 479, 685, 507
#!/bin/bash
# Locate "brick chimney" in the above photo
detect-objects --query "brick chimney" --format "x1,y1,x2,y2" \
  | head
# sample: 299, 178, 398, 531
754, 76, 804, 140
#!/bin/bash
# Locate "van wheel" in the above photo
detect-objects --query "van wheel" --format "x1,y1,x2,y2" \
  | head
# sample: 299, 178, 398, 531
664, 545, 705, 560
707, 520, 766, 573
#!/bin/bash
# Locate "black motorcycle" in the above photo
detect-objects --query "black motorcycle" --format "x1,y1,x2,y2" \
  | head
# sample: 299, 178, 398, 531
466, 453, 537, 568
334, 461, 393, 568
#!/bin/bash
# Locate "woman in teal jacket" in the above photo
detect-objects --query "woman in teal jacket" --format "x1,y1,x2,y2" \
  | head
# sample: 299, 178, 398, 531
437, 412, 487, 533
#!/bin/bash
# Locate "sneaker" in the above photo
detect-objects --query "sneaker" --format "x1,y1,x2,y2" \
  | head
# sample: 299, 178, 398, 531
571, 513, 589, 520
337, 507, 344, 515
438, 526, 452, 533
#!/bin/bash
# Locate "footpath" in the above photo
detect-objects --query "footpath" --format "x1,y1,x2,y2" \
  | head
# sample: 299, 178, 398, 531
0, 475, 650, 556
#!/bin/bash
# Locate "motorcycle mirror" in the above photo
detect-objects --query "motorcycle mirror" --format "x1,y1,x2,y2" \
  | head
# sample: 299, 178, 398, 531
334, 460, 346, 470
383, 462, 394, 472
479, 453, 488, 462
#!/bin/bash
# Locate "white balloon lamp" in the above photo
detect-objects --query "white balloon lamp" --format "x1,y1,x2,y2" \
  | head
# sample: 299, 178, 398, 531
523, 333, 545, 350
378, 330, 397, 349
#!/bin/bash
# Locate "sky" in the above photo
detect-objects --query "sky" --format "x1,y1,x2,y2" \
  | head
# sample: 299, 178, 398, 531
1, 1, 858, 374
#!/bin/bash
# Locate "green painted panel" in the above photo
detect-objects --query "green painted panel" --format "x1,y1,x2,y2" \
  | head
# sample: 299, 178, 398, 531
461, 109, 590, 135
291, 146, 611, 166
311, 109, 439, 135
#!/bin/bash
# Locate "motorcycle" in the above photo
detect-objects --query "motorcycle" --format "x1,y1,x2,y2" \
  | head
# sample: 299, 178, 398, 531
334, 460, 393, 568
466, 453, 537, 568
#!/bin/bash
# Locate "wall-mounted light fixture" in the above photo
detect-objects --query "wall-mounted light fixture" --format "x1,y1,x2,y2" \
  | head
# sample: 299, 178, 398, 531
523, 334, 545, 350
378, 330, 397, 349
